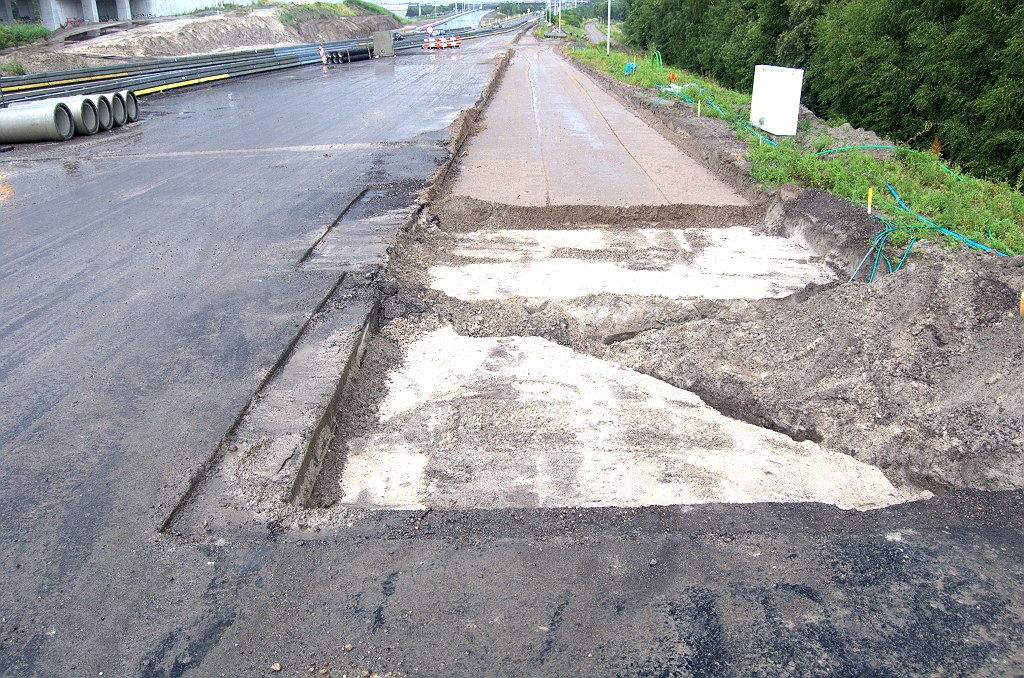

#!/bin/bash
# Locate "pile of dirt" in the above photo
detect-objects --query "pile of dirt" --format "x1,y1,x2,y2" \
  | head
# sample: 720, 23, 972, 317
61, 10, 295, 58
607, 226, 1024, 494
796, 106, 892, 155
361, 191, 1024, 501
0, 47, 109, 73
0, 7, 400, 72
61, 8, 400, 58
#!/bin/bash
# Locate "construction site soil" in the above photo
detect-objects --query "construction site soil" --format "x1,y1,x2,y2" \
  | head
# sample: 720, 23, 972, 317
308, 47, 1024, 511
319, 196, 1022, 506
1, 7, 399, 72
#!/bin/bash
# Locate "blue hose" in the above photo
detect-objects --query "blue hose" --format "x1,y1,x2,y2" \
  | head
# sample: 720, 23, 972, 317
852, 188, 1009, 282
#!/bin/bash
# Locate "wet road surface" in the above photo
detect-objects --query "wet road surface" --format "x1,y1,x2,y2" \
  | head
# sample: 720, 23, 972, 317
584, 21, 611, 45
454, 39, 746, 206
1, 32, 1023, 677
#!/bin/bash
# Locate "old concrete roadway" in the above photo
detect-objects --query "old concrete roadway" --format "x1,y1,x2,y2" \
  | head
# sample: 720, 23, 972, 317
584, 21, 613, 46
1, 37, 1023, 678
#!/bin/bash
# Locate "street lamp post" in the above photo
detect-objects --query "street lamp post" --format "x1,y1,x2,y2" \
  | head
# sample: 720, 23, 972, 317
606, 0, 611, 55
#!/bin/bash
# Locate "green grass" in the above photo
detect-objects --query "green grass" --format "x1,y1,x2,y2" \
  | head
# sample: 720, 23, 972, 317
569, 46, 1024, 256
345, 0, 408, 22
2, 60, 26, 75
571, 44, 750, 117
279, 2, 357, 26
609, 20, 625, 43
751, 141, 1024, 255
189, 3, 250, 14
0, 23, 50, 49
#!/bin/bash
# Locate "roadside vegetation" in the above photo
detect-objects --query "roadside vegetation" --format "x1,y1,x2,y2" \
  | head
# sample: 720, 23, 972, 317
279, 0, 404, 27
0, 23, 50, 49
569, 45, 1024, 256
346, 0, 406, 22
188, 2, 252, 13
497, 2, 544, 11
559, 0, 627, 24
279, 1, 357, 26
2, 59, 26, 75
619, 0, 1024, 186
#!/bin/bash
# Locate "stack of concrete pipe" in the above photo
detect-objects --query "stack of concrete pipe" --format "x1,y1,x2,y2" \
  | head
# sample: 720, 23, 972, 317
0, 91, 139, 144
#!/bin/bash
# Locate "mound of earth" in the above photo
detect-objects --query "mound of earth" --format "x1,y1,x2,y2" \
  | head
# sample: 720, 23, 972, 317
62, 7, 399, 58
606, 192, 1024, 494
0, 6, 400, 73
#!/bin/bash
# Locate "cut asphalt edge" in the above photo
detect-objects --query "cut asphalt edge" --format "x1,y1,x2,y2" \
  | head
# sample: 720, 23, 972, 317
160, 33, 878, 535
159, 40, 520, 534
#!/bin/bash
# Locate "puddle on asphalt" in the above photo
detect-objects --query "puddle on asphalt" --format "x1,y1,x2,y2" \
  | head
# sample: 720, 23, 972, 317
429, 226, 834, 300
337, 326, 902, 511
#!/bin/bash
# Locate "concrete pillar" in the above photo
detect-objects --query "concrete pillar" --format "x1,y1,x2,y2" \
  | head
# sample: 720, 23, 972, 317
17, 0, 34, 20
2, 0, 14, 24
38, 0, 59, 29
116, 0, 130, 20
82, 0, 99, 22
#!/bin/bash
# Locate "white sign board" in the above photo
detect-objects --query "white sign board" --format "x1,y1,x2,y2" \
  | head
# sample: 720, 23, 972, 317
426, 24, 434, 35
749, 65, 804, 137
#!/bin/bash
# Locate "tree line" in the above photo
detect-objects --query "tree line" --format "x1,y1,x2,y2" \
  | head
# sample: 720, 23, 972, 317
621, 0, 1024, 183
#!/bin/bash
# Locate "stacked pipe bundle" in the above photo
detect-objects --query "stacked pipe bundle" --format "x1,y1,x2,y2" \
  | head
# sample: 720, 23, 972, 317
0, 91, 139, 144
325, 46, 373, 64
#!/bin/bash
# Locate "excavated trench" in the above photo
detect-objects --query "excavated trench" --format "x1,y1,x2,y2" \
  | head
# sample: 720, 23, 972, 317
300, 187, 1024, 516
293, 43, 1024, 519
166, 41, 1023, 540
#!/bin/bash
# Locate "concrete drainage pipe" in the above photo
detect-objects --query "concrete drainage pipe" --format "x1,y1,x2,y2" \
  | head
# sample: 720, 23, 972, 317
88, 94, 114, 131
109, 92, 127, 127
119, 90, 139, 123
63, 96, 101, 135
0, 101, 75, 143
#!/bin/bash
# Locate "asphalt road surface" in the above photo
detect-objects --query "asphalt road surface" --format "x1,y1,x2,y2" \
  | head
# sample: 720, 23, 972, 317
584, 21, 612, 45
2, 33, 1024, 678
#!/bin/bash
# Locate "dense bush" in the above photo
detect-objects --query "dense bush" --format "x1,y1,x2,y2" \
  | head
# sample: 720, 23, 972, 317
0, 23, 50, 49
622, 0, 1024, 182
